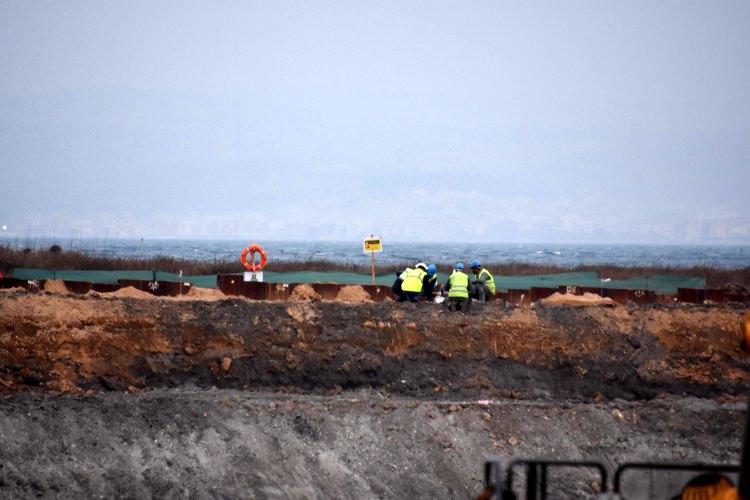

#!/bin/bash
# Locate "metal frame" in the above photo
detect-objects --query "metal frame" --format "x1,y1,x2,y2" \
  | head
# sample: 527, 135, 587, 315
482, 459, 742, 498
483, 458, 608, 499
613, 462, 740, 496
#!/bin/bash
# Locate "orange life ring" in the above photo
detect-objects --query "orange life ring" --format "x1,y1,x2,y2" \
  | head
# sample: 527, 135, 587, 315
240, 244, 268, 272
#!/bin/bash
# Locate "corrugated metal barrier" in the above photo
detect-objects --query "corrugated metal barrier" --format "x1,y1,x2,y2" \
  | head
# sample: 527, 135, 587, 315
0, 276, 747, 304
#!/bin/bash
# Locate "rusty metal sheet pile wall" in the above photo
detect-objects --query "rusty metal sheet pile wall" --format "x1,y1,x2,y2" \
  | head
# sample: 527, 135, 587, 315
117, 280, 191, 297
508, 289, 530, 305
217, 274, 242, 296
241, 281, 269, 300
361, 284, 395, 301
63, 281, 91, 294
677, 288, 705, 304
0, 277, 746, 305
217, 276, 397, 302
0, 278, 44, 292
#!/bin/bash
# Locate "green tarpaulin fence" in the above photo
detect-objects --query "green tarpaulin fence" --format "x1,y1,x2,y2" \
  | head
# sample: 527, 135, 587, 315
9, 269, 218, 289
10, 268, 705, 294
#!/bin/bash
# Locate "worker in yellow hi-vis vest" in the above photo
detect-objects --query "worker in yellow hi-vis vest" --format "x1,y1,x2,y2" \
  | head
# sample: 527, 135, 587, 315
392, 262, 428, 302
470, 259, 495, 302
444, 262, 471, 311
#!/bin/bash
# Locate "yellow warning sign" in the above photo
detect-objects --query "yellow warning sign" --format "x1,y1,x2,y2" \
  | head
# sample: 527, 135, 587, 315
363, 236, 383, 253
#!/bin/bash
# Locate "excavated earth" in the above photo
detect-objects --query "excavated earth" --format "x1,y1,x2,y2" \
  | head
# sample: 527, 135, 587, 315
0, 290, 748, 498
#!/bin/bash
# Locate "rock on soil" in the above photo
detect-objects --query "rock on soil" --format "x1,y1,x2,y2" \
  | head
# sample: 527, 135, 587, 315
336, 285, 372, 302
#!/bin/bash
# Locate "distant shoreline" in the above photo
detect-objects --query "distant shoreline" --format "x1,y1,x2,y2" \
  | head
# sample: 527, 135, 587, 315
1, 239, 747, 269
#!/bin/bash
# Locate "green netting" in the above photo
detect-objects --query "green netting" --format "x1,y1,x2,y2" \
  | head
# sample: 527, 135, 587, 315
9, 268, 705, 294
494, 272, 599, 291
495, 272, 704, 293
10, 268, 217, 289
561, 274, 705, 293
154, 272, 217, 288
262, 271, 396, 286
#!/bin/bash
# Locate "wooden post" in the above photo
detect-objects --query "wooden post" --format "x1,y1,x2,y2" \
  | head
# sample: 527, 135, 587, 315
371, 251, 375, 286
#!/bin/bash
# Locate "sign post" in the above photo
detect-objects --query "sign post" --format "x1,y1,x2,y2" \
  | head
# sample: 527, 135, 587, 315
363, 235, 383, 285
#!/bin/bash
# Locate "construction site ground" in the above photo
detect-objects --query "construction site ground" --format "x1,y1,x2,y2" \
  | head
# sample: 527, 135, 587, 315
0, 288, 747, 498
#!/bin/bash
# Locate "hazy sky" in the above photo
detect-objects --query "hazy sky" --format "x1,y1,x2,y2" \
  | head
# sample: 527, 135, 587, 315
1, 1, 749, 243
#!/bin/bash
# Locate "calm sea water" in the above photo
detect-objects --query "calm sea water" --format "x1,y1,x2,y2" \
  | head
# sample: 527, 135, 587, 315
3, 238, 748, 268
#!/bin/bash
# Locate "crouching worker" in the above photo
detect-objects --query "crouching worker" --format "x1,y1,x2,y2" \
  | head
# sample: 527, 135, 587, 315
393, 262, 428, 302
445, 262, 471, 311
470, 259, 495, 302
422, 264, 439, 299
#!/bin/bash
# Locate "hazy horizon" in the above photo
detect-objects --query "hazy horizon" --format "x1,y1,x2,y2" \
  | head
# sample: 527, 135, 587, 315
1, 235, 748, 249
2, 1, 749, 245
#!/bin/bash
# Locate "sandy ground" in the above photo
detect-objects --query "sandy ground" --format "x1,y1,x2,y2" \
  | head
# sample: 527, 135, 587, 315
0, 291, 748, 498
539, 291, 616, 307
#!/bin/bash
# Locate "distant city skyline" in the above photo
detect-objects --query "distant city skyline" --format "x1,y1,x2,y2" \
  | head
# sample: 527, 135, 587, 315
1, 207, 748, 245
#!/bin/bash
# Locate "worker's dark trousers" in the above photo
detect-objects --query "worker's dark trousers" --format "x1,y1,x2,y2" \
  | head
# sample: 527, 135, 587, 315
471, 283, 491, 301
392, 278, 402, 296
397, 291, 420, 302
446, 297, 470, 311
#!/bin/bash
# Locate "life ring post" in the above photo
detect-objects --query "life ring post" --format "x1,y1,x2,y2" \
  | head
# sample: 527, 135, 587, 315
240, 243, 268, 273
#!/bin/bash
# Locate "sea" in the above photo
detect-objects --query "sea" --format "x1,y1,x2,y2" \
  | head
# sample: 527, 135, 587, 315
3, 238, 748, 268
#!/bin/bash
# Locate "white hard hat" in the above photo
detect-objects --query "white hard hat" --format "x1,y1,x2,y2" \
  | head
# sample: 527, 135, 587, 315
416, 262, 428, 271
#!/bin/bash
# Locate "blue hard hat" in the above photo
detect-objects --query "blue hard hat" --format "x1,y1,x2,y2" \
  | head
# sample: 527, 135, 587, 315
471, 259, 481, 269
455, 262, 464, 270
427, 264, 437, 275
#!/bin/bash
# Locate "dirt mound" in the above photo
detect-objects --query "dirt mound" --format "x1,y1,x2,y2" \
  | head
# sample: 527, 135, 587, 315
43, 279, 68, 294
187, 286, 226, 300
182, 286, 226, 301
539, 291, 615, 307
0, 287, 26, 294
722, 283, 750, 298
289, 284, 322, 301
107, 286, 155, 300
336, 285, 372, 302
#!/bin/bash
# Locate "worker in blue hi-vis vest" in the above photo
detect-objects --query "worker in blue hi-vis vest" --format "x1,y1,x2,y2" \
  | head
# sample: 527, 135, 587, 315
392, 262, 428, 302
444, 262, 471, 312
469, 259, 495, 302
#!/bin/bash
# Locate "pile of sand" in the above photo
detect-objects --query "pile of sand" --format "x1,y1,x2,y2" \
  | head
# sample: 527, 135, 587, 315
43, 280, 68, 294
0, 286, 26, 294
289, 284, 322, 301
108, 286, 155, 300
335, 285, 372, 303
182, 286, 226, 301
539, 292, 615, 307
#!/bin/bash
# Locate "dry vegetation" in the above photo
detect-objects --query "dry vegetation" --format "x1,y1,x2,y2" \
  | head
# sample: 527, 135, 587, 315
1, 245, 748, 287
0, 245, 239, 275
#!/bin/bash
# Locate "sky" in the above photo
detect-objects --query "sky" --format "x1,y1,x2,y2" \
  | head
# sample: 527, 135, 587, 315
1, 0, 749, 244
